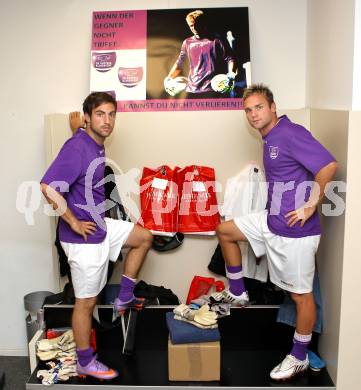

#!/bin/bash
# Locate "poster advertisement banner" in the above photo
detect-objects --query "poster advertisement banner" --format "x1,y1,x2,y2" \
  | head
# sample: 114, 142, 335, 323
90, 8, 250, 112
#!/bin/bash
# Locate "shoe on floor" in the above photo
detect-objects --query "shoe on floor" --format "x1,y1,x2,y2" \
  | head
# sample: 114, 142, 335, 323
77, 356, 118, 380
211, 289, 249, 307
270, 354, 309, 381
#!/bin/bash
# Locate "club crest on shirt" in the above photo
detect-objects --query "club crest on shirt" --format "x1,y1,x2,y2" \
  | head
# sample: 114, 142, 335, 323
269, 146, 279, 159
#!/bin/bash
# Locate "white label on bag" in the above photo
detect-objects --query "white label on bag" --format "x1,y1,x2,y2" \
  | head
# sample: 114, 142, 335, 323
152, 178, 168, 190
192, 181, 206, 192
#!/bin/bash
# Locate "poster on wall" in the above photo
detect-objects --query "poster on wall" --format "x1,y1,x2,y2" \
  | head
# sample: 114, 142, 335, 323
90, 8, 250, 112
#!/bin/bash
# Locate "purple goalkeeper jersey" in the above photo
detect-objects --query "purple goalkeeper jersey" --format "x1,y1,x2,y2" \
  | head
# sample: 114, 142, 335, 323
41, 129, 107, 244
263, 116, 336, 238
176, 35, 234, 93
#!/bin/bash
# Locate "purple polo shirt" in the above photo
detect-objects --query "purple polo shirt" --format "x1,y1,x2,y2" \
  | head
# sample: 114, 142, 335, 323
263, 116, 336, 238
41, 129, 106, 244
176, 36, 234, 93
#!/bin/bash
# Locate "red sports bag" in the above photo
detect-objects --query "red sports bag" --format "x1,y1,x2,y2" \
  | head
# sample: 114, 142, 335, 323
138, 165, 179, 235
178, 165, 221, 234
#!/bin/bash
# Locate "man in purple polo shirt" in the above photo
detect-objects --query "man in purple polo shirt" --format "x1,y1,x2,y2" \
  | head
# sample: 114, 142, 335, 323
215, 84, 337, 381
164, 9, 237, 98
40, 92, 153, 380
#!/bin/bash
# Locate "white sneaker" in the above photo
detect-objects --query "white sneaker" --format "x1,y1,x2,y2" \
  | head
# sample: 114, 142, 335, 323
211, 289, 249, 307
270, 354, 309, 381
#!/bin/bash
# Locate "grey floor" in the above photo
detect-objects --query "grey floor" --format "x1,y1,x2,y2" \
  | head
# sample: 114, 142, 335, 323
0, 356, 30, 390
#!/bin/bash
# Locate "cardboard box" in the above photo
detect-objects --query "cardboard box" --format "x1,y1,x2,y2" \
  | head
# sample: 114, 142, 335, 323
168, 338, 220, 381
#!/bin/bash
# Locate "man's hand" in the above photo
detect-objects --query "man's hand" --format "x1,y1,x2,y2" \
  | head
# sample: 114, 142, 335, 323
211, 74, 234, 93
164, 76, 187, 96
164, 77, 177, 96
285, 161, 338, 228
285, 204, 317, 227
70, 219, 97, 241
227, 71, 236, 81
69, 112, 85, 134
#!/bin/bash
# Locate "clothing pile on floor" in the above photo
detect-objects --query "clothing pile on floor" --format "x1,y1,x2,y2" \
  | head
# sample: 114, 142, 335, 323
167, 294, 232, 344
190, 293, 232, 318
36, 330, 77, 385
173, 304, 218, 329
36, 357, 78, 386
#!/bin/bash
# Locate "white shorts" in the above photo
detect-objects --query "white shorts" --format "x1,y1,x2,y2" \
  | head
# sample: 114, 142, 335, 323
234, 210, 320, 293
61, 218, 134, 298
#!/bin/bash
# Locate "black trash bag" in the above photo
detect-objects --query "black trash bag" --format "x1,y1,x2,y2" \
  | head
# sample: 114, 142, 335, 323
134, 280, 180, 305
208, 244, 226, 276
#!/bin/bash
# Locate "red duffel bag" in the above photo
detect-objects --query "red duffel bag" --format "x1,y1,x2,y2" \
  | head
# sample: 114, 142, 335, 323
177, 165, 221, 234
138, 165, 179, 235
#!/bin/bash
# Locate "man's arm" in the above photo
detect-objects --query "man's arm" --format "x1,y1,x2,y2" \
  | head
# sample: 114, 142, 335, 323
286, 161, 338, 227
40, 183, 96, 241
167, 62, 182, 79
167, 41, 186, 79
227, 59, 237, 77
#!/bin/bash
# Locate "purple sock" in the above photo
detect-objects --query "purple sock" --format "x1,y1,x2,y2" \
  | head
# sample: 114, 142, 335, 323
76, 347, 94, 367
118, 275, 136, 303
226, 265, 246, 296
290, 331, 311, 361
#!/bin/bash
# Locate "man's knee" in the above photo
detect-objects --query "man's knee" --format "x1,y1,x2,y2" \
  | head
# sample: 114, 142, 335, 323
139, 227, 153, 249
143, 229, 153, 248
216, 222, 228, 240
74, 296, 97, 312
126, 225, 153, 250
216, 221, 245, 243
290, 292, 314, 305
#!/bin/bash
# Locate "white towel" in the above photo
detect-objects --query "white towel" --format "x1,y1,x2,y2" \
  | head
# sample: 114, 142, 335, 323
221, 162, 269, 282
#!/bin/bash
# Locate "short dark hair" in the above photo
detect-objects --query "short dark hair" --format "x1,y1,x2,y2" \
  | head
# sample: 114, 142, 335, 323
243, 84, 274, 107
82, 92, 117, 116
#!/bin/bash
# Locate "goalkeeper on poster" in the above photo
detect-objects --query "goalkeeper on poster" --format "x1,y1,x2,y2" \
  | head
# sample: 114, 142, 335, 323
164, 10, 237, 98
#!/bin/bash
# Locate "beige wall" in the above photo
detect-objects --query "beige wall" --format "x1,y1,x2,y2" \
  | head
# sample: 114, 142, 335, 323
352, 0, 361, 110
307, 0, 355, 110
46, 109, 350, 386
306, 0, 359, 386
0, 0, 308, 355
2, 5, 356, 385
107, 110, 263, 298
336, 111, 361, 390
45, 109, 309, 300
310, 110, 349, 383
